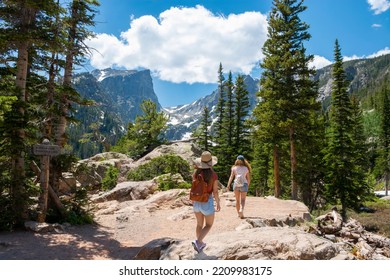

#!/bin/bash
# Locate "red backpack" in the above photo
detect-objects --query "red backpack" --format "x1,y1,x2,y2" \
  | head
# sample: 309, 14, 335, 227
190, 173, 210, 202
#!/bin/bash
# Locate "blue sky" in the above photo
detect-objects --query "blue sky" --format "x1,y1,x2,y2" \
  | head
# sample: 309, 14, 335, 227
86, 0, 390, 107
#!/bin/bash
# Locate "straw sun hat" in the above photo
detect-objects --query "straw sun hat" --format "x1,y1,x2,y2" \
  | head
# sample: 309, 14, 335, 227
193, 151, 218, 169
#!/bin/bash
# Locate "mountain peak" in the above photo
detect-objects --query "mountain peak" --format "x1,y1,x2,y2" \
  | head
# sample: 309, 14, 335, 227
91, 68, 149, 82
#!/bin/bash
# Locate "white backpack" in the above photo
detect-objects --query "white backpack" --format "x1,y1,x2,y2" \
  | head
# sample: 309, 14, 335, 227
234, 174, 245, 187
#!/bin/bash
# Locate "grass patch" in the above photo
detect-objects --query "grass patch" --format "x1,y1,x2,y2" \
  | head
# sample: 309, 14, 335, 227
348, 199, 390, 238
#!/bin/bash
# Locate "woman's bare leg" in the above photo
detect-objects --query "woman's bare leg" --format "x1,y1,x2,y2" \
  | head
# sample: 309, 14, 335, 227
194, 211, 205, 240
234, 189, 241, 216
240, 192, 247, 218
194, 212, 215, 245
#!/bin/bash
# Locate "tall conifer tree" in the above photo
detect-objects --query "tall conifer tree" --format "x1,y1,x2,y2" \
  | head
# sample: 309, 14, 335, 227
0, 0, 46, 224
234, 75, 251, 156
253, 0, 320, 199
199, 106, 212, 151
0, 0, 99, 226
324, 40, 371, 221
215, 63, 225, 140
377, 86, 390, 195
220, 71, 235, 168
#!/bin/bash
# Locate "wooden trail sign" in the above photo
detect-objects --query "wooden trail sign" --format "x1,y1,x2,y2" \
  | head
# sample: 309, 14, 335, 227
33, 142, 61, 156
33, 139, 61, 222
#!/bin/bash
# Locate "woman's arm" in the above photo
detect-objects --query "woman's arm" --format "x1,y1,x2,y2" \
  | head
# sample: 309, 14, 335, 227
226, 168, 235, 191
246, 171, 251, 186
213, 180, 221, 211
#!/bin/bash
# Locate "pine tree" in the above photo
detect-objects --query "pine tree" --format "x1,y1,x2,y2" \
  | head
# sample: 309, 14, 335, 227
213, 63, 231, 182
0, 0, 99, 226
198, 106, 212, 151
224, 72, 235, 156
253, 0, 320, 199
377, 86, 390, 195
112, 100, 168, 159
251, 131, 273, 196
55, 0, 99, 148
234, 75, 251, 157
215, 62, 225, 140
324, 40, 371, 221
0, 0, 46, 225
134, 99, 169, 155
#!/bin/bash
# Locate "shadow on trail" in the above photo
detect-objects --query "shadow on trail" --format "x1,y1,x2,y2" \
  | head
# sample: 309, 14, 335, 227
0, 223, 140, 260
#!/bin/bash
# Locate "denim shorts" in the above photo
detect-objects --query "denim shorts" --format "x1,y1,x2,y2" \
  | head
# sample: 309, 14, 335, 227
233, 182, 248, 192
193, 195, 215, 216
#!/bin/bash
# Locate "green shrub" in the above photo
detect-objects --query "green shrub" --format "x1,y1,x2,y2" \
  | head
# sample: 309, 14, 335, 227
102, 165, 119, 191
127, 154, 192, 182
62, 186, 94, 225
0, 193, 15, 231
156, 173, 191, 191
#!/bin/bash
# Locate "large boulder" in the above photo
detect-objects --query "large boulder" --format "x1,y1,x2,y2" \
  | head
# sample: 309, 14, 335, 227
90, 180, 159, 202
138, 141, 201, 164
160, 227, 340, 260
73, 152, 132, 188
120, 141, 202, 176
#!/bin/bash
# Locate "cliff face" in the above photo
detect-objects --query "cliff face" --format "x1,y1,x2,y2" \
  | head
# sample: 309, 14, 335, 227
93, 68, 161, 122
314, 53, 390, 103
69, 68, 161, 159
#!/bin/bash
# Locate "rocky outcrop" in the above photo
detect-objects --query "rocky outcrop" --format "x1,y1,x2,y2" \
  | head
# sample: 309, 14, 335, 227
72, 152, 132, 188
118, 141, 202, 181
63, 141, 197, 189
315, 209, 390, 260
90, 180, 159, 203
160, 227, 340, 260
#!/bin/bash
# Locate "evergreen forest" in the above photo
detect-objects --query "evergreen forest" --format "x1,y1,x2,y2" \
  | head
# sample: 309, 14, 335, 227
0, 0, 389, 231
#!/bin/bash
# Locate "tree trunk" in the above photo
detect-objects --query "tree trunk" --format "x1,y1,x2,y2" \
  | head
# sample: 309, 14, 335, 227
11, 5, 38, 223
30, 161, 66, 219
290, 127, 298, 200
273, 144, 281, 197
44, 53, 57, 138
55, 1, 77, 148
12, 41, 29, 222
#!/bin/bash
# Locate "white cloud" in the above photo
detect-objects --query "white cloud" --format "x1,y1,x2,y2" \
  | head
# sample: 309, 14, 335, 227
344, 47, 390, 61
309, 48, 390, 69
367, 47, 390, 58
310, 55, 332, 69
367, 0, 390, 14
87, 5, 268, 84
343, 54, 364, 62
371, 23, 382, 28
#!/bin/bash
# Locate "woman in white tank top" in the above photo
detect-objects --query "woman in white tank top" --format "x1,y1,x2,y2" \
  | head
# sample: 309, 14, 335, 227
226, 155, 251, 218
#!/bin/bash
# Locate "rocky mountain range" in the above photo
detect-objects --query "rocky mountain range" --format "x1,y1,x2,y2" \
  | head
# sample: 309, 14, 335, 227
163, 74, 260, 140
315, 53, 390, 104
73, 68, 160, 125
70, 53, 390, 157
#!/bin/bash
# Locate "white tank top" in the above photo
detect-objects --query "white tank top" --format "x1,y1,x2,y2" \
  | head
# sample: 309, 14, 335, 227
232, 165, 249, 184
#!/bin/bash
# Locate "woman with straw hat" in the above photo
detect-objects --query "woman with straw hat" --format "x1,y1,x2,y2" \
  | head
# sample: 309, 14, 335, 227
191, 151, 221, 253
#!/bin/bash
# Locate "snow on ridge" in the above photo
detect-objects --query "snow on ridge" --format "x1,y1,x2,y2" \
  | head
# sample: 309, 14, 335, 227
97, 70, 108, 82
168, 117, 180, 125
182, 132, 192, 140
183, 120, 197, 127
164, 103, 191, 114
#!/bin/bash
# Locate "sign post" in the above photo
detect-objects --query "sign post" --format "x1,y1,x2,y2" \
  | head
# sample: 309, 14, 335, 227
32, 139, 60, 223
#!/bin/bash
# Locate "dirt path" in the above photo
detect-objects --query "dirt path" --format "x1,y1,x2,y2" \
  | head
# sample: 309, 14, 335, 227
0, 193, 309, 260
